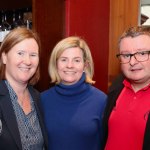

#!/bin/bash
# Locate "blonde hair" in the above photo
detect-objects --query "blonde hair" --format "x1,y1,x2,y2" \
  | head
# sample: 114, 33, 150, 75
0, 27, 41, 85
49, 36, 95, 84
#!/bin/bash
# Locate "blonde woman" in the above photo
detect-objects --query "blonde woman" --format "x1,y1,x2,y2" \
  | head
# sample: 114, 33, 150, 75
41, 36, 107, 150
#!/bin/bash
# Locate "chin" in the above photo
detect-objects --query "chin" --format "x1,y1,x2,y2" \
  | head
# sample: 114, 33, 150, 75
129, 77, 144, 83
63, 80, 77, 85
19, 78, 30, 83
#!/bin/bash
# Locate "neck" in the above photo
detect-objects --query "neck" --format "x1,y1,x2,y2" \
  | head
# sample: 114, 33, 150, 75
5, 79, 31, 114
131, 81, 150, 92
6, 80, 27, 95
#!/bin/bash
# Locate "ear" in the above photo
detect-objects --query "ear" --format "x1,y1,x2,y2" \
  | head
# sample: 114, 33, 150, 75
83, 61, 89, 72
84, 61, 89, 68
2, 52, 7, 64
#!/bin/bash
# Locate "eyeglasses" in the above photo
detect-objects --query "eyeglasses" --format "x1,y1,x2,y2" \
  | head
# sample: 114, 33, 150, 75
116, 50, 150, 64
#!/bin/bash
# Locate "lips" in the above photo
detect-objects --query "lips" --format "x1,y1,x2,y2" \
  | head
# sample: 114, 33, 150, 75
19, 67, 30, 71
130, 68, 142, 71
64, 71, 76, 74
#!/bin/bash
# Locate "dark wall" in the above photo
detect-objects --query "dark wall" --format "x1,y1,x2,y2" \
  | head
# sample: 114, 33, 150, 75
0, 0, 31, 10
33, 0, 64, 91
0, 0, 63, 92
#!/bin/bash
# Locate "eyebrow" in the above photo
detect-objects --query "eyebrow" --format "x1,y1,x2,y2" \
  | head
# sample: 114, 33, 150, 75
59, 56, 82, 59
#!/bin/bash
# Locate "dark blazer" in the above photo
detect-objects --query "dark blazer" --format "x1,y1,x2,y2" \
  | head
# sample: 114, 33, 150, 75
0, 80, 48, 150
103, 74, 150, 150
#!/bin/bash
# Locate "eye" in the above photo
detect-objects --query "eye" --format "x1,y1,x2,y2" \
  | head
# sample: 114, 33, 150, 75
122, 54, 130, 58
74, 59, 81, 62
138, 51, 147, 56
30, 53, 38, 57
59, 58, 67, 62
18, 51, 24, 56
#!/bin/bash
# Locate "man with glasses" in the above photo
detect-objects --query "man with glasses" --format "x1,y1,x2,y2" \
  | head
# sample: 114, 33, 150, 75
103, 26, 150, 150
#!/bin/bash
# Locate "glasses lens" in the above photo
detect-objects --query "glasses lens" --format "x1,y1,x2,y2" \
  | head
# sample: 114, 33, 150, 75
117, 51, 150, 64
135, 52, 149, 62
117, 54, 130, 63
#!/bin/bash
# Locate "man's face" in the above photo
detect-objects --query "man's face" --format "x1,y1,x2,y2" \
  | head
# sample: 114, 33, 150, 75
120, 35, 150, 86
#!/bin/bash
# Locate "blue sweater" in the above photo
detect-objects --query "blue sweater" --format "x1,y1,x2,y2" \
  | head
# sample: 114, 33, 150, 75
41, 74, 107, 150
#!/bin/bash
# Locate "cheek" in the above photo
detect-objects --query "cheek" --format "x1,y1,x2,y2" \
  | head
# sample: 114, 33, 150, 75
76, 66, 85, 75
79, 64, 86, 71
57, 63, 63, 71
121, 64, 128, 73
32, 58, 39, 66
78, 67, 84, 72
145, 61, 150, 69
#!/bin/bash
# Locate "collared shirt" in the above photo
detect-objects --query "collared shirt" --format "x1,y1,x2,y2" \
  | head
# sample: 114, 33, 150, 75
5, 80, 44, 150
105, 79, 150, 150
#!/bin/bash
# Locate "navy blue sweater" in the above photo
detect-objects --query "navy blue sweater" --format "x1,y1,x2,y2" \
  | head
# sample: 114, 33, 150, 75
41, 74, 107, 150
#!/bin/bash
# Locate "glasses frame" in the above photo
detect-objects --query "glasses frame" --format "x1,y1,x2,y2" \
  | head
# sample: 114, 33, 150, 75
116, 50, 150, 64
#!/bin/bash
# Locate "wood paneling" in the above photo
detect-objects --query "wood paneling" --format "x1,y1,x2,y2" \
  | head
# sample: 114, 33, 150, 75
108, 0, 140, 86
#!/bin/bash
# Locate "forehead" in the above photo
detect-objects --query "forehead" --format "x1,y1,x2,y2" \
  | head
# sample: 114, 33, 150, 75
60, 47, 83, 57
120, 35, 150, 52
10, 38, 39, 53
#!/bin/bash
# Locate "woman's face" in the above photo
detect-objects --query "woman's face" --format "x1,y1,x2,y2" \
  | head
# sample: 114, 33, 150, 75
57, 47, 86, 85
2, 38, 39, 85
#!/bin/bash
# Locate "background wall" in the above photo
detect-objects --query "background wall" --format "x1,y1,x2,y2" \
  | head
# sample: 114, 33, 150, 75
33, 0, 139, 93
108, 0, 139, 86
33, 0, 110, 93
65, 0, 110, 93
33, 0, 64, 91
0, 0, 140, 93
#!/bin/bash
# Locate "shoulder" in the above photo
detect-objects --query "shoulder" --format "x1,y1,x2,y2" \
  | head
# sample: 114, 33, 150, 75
0, 80, 8, 95
27, 85, 41, 103
87, 85, 107, 107
40, 86, 56, 102
85, 86, 107, 114
41, 86, 55, 95
0, 81, 10, 102
90, 85, 107, 99
40, 87, 57, 108
28, 85, 40, 95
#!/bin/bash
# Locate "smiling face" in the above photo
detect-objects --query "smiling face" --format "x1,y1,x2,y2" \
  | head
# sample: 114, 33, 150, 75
57, 47, 86, 85
120, 35, 150, 87
2, 38, 39, 86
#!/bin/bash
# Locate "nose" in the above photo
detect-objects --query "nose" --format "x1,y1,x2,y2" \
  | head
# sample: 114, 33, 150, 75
24, 54, 31, 65
66, 60, 74, 68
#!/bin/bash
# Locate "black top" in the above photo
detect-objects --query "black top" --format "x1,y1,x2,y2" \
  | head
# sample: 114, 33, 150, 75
0, 80, 48, 150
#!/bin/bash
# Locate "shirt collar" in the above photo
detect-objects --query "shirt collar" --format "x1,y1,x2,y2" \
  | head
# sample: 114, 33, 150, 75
123, 79, 150, 91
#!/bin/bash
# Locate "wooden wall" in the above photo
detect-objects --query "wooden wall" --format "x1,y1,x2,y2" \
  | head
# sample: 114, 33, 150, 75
108, 0, 140, 86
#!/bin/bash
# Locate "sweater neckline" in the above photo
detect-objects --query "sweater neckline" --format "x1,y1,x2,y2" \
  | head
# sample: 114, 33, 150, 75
55, 73, 90, 98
